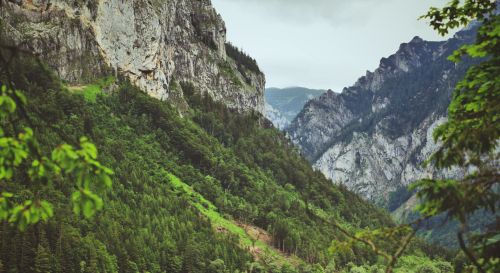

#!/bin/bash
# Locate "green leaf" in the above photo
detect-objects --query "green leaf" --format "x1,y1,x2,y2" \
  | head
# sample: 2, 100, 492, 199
31, 210, 40, 223
82, 200, 94, 218
40, 201, 54, 218
71, 191, 81, 202
2, 192, 13, 198
81, 141, 97, 159
102, 174, 112, 188
0, 95, 16, 116
14, 90, 27, 105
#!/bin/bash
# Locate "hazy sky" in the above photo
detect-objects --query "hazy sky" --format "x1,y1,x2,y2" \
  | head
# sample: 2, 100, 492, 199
212, 0, 452, 91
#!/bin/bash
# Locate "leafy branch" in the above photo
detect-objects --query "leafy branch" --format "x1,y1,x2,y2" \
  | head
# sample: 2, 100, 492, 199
0, 40, 113, 231
328, 217, 425, 273
414, 0, 500, 272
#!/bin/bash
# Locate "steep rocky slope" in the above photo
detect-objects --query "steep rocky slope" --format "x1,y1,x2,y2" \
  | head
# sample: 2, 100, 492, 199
265, 102, 289, 129
287, 27, 478, 204
0, 0, 265, 112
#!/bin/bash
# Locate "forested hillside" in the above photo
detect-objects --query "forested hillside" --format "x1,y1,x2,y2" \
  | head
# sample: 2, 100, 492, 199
0, 55, 455, 273
1, 0, 497, 272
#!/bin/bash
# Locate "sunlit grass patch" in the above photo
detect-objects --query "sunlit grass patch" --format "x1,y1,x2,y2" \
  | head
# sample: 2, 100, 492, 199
166, 173, 300, 266
67, 76, 115, 103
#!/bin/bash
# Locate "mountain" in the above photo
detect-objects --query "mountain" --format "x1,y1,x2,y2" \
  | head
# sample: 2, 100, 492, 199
0, 1, 456, 272
0, 1, 462, 272
1, 0, 265, 113
287, 28, 478, 206
264, 102, 290, 130
265, 87, 325, 129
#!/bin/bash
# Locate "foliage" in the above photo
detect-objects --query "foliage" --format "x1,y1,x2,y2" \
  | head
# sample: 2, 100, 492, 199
225, 42, 262, 85
420, 0, 497, 36
1, 57, 254, 272
414, 0, 500, 272
225, 42, 261, 75
0, 83, 112, 231
329, 1, 500, 272
0, 52, 454, 272
181, 83, 455, 272
217, 60, 244, 87
67, 76, 115, 103
333, 255, 453, 273
386, 186, 415, 212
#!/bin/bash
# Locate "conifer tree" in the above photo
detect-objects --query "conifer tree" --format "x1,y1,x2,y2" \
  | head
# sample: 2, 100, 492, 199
34, 245, 51, 273
20, 230, 36, 273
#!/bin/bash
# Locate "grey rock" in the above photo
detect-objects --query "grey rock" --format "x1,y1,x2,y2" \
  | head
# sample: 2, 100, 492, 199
287, 28, 478, 205
0, 0, 265, 113
265, 102, 289, 130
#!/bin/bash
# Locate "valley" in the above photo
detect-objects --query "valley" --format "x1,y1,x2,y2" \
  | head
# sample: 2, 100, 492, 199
0, 0, 498, 272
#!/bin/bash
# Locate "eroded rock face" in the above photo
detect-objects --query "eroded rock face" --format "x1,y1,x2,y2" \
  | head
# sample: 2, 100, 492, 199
1, 0, 265, 113
313, 117, 463, 202
287, 28, 478, 204
265, 102, 289, 130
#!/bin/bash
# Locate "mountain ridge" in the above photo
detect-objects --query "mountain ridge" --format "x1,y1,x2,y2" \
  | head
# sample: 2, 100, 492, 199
265, 87, 325, 129
0, 0, 465, 271
287, 27, 478, 204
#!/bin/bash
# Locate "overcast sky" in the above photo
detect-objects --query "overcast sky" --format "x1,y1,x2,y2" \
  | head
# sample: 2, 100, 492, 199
212, 0, 453, 91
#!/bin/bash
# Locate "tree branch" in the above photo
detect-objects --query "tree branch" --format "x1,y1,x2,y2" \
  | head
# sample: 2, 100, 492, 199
457, 223, 486, 273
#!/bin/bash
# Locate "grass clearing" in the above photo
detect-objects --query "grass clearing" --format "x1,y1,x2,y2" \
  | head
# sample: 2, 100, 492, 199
166, 173, 301, 267
67, 76, 115, 103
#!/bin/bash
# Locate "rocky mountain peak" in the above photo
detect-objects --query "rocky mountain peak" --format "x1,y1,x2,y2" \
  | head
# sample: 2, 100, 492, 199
287, 26, 478, 203
410, 36, 424, 43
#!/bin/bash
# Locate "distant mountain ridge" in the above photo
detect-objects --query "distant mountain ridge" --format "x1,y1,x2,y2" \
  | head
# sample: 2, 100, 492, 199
265, 87, 325, 129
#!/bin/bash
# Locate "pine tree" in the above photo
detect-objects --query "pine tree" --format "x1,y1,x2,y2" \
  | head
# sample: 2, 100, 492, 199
3, 231, 21, 273
84, 247, 98, 273
34, 245, 51, 273
182, 241, 203, 273
19, 230, 36, 273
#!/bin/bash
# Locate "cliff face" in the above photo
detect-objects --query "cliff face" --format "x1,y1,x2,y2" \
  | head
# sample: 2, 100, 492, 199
287, 28, 478, 204
1, 0, 265, 113
265, 102, 289, 130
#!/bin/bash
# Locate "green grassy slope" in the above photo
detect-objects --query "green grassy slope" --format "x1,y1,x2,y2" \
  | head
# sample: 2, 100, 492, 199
0, 57, 455, 273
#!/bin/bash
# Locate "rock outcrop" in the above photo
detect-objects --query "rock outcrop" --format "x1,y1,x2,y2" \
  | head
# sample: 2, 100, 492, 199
287, 27, 478, 204
265, 102, 289, 130
1, 0, 265, 113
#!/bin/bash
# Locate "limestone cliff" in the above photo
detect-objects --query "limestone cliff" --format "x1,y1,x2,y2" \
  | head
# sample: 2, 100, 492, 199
287, 27, 478, 205
0, 0, 265, 113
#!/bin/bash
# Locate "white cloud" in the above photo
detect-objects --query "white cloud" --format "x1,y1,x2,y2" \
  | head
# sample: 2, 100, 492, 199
212, 0, 453, 90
